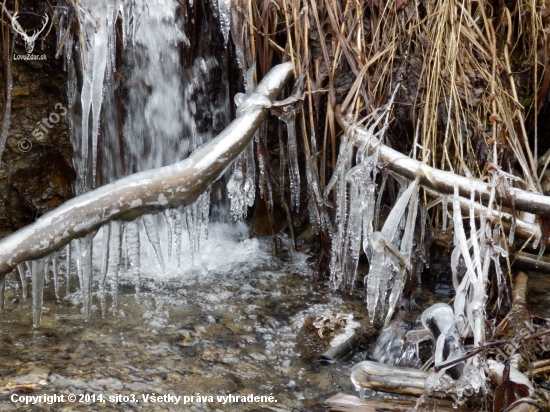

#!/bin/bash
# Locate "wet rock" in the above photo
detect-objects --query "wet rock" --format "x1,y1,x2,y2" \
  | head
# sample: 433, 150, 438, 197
88, 377, 124, 391
176, 329, 200, 347
48, 374, 86, 389
249, 200, 286, 237
8, 150, 75, 228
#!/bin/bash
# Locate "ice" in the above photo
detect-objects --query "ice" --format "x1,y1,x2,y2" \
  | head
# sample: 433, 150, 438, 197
279, 127, 286, 204
369, 320, 421, 367
217, 0, 231, 46
31, 259, 47, 328
200, 189, 211, 241
125, 221, 141, 295
227, 155, 255, 220
365, 232, 392, 323
100, 224, 110, 285
373, 165, 387, 232
98, 225, 110, 315
421, 303, 464, 379
275, 109, 300, 211
107, 221, 122, 311
79, 1, 110, 191
106, 3, 117, 77
79, 235, 94, 321
381, 178, 417, 242
441, 195, 448, 232
52, 256, 59, 301
17, 263, 27, 300
65, 243, 72, 297
172, 208, 184, 268
163, 210, 174, 263
120, 3, 128, 48
258, 152, 274, 209
185, 204, 199, 263
142, 215, 165, 272
384, 179, 419, 325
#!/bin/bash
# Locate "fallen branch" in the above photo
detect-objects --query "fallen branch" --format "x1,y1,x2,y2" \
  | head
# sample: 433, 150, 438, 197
336, 109, 550, 216
0, 62, 294, 280
424, 188, 543, 247
350, 361, 428, 397
325, 392, 465, 412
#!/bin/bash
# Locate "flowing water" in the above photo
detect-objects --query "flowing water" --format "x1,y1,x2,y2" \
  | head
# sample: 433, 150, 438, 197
0, 224, 364, 411
2, 2, 365, 410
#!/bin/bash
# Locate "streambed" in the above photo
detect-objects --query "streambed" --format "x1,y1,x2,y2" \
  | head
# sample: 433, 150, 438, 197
0, 225, 365, 411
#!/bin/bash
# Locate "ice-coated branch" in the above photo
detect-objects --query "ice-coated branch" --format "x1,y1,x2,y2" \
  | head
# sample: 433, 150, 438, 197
336, 109, 550, 216
0, 62, 294, 280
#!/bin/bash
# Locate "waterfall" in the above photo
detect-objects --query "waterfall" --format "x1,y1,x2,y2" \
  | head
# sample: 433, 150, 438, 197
44, 0, 234, 321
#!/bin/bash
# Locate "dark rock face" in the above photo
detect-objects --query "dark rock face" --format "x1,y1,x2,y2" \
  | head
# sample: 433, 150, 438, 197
8, 150, 75, 228
0, 1, 75, 232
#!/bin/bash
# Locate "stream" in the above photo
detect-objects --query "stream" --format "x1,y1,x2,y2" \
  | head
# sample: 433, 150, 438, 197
0, 223, 366, 411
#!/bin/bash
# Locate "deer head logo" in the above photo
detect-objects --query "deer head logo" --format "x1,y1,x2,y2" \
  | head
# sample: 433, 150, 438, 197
11, 12, 49, 54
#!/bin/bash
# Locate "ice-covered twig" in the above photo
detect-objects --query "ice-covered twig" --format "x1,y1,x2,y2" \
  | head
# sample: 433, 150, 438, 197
335, 108, 550, 216
0, 62, 294, 280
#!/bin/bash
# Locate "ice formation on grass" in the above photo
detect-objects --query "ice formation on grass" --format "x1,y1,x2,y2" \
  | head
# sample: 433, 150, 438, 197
327, 87, 423, 326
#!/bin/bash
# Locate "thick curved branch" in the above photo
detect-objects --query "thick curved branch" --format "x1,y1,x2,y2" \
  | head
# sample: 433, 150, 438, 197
0, 62, 294, 279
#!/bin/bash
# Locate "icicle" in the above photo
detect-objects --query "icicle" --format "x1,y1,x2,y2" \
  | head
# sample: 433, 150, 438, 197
142, 214, 165, 272
31, 259, 47, 328
304, 150, 321, 228
365, 233, 392, 323
346, 168, 365, 289
441, 195, 448, 232
163, 209, 174, 263
107, 220, 122, 312
258, 152, 273, 209
44, 257, 51, 284
125, 221, 141, 295
79, 2, 109, 190
52, 256, 59, 301
361, 183, 377, 258
381, 178, 418, 242
285, 112, 300, 210
384, 181, 420, 326
172, 208, 183, 268
227, 155, 255, 220
107, 2, 117, 77
538, 243, 546, 263
185, 205, 198, 264
17, 263, 27, 300
200, 188, 211, 241
99, 224, 110, 316
217, 0, 231, 46
100, 224, 110, 281
75, 239, 83, 289
373, 165, 388, 232
329, 158, 349, 290
79, 234, 93, 321
279, 124, 286, 205
65, 243, 72, 297
121, 2, 131, 49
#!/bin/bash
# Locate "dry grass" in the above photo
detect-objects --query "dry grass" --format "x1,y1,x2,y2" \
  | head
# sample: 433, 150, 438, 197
244, 0, 549, 222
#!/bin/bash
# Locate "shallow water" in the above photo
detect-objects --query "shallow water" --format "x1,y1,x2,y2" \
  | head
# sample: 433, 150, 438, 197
0, 226, 364, 411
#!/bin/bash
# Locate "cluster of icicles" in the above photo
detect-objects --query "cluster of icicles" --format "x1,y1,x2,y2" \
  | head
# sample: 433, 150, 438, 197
0, 0, 307, 330
5, 191, 210, 328
329, 86, 545, 398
